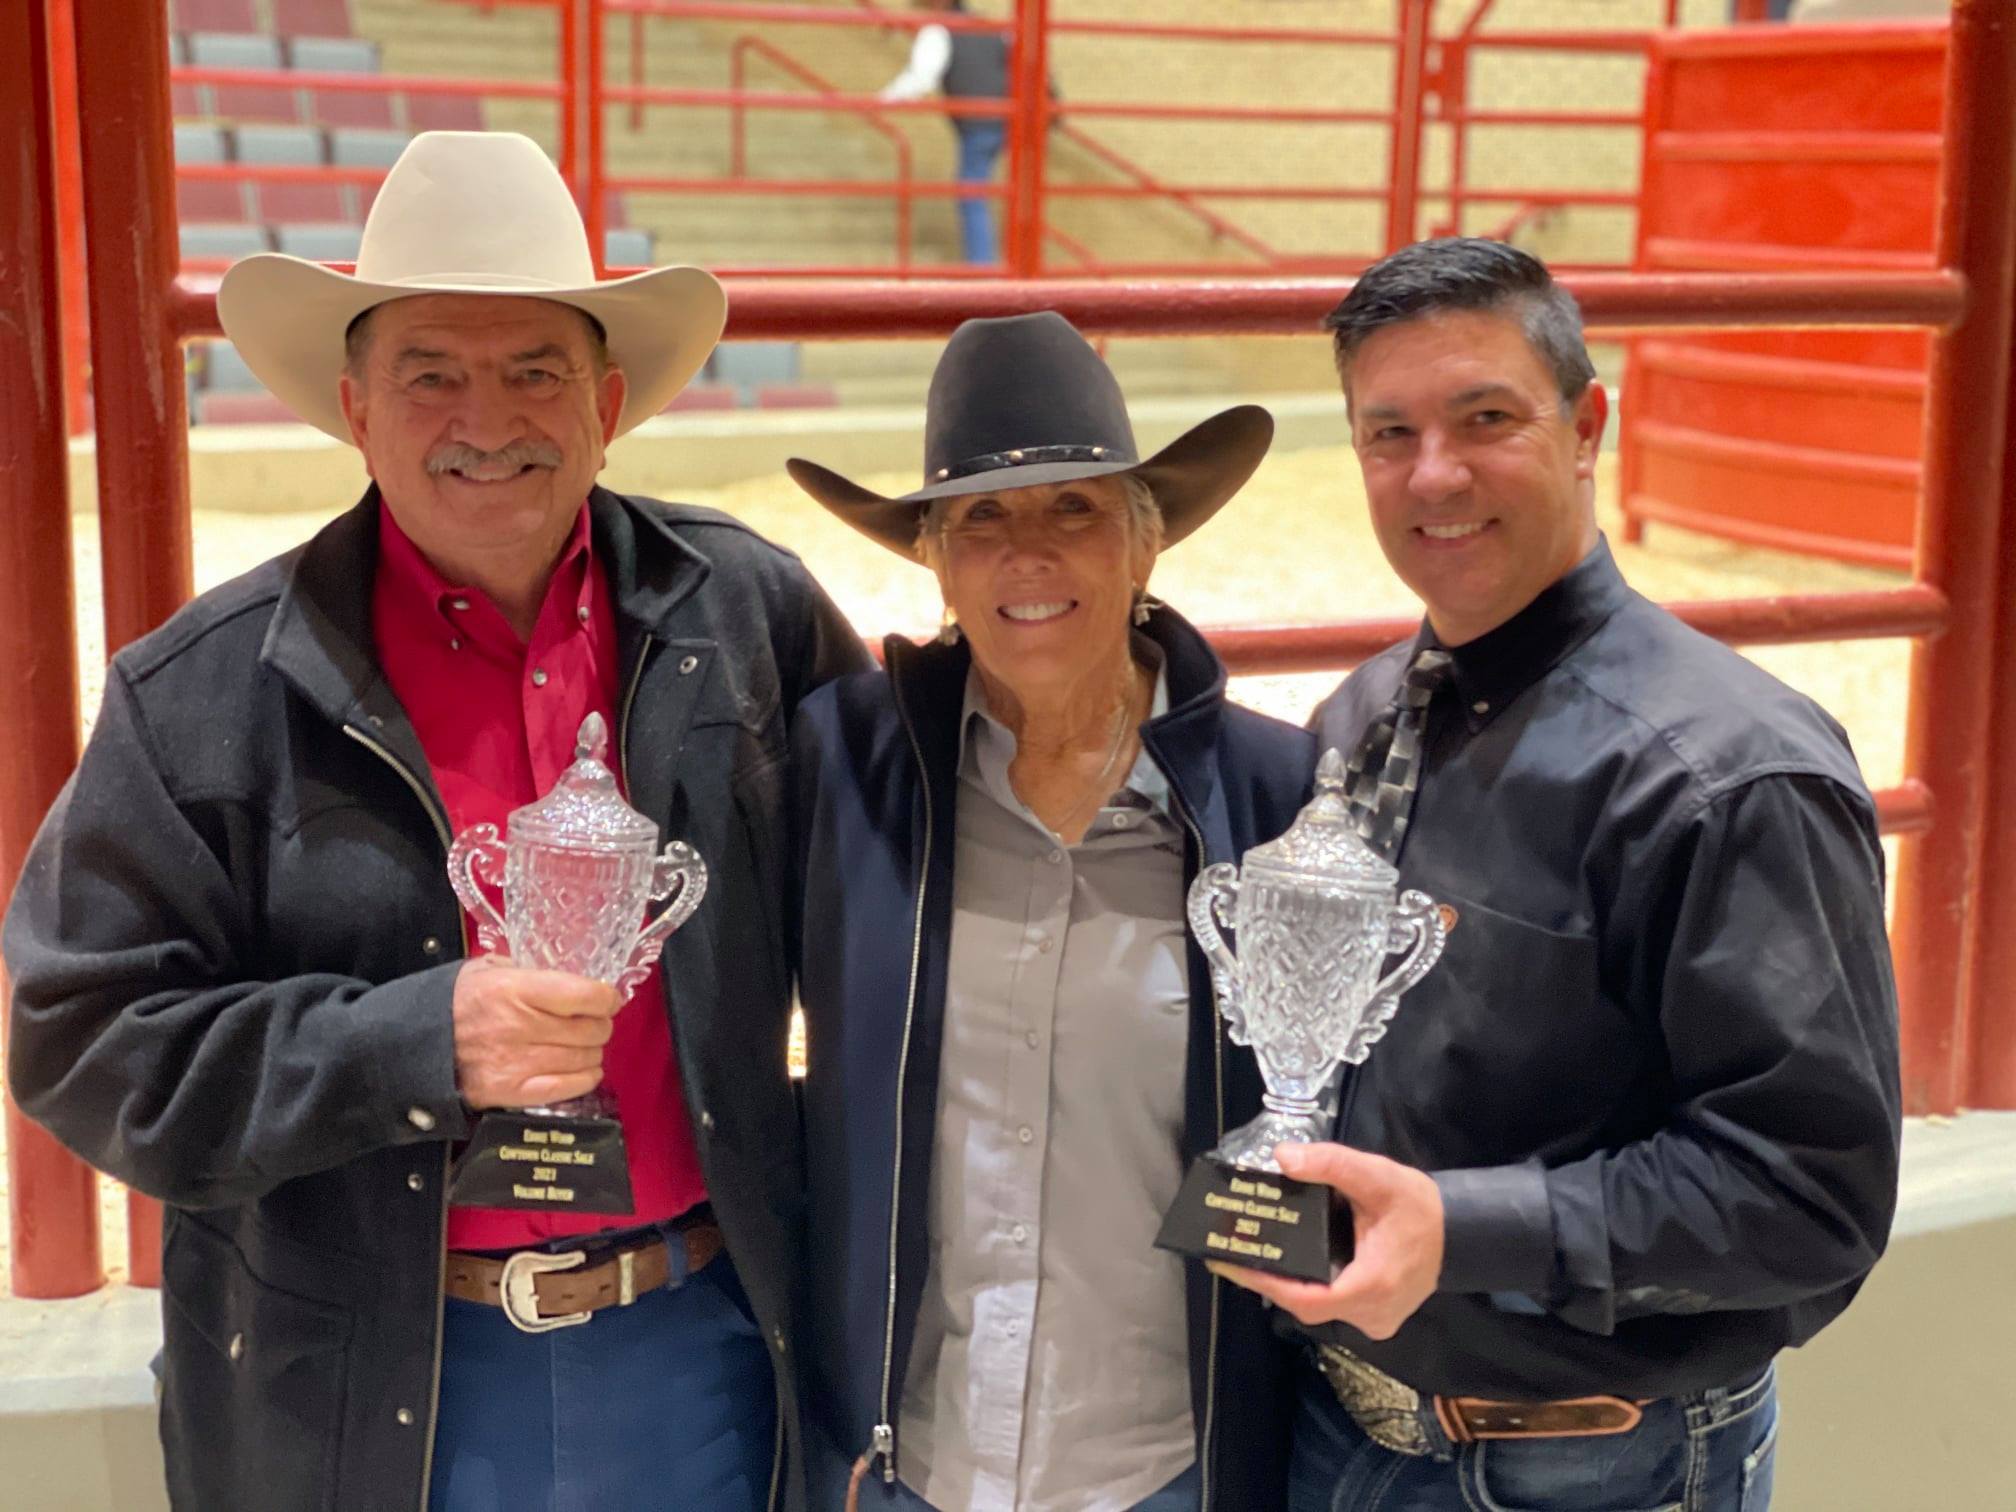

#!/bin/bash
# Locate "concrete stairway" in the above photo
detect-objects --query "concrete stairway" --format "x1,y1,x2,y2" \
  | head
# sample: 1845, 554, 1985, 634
343, 0, 1346, 404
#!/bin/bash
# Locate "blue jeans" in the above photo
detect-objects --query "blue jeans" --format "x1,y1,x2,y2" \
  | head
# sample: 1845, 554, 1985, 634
953, 120, 1006, 266
829, 1453, 1200, 1511
1289, 1358, 1777, 1512
428, 1239, 777, 1512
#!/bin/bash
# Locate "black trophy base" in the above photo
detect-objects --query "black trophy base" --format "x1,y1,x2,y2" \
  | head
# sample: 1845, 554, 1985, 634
1155, 1155, 1353, 1283
449, 1110, 635, 1214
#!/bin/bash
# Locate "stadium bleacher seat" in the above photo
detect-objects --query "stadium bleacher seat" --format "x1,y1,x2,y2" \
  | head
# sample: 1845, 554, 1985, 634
711, 342, 802, 400
288, 37, 391, 128
275, 223, 365, 261
180, 223, 270, 260
174, 123, 229, 164
190, 33, 298, 123
178, 178, 250, 223
173, 0, 257, 31
604, 228, 655, 268
274, 0, 355, 38
201, 342, 264, 393
198, 392, 304, 425
232, 123, 325, 164
330, 128, 410, 168
405, 94, 484, 132
290, 37, 376, 73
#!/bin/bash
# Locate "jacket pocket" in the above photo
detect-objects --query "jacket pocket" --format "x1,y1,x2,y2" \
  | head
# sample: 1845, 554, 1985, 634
160, 1214, 352, 1512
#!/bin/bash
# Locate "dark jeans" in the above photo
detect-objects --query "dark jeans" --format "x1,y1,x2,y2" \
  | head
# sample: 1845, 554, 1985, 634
1289, 1357, 1778, 1512
428, 1243, 776, 1512
952, 120, 1006, 265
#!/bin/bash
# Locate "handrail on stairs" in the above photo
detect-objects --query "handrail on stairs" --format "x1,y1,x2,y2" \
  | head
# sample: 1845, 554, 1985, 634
722, 35, 914, 272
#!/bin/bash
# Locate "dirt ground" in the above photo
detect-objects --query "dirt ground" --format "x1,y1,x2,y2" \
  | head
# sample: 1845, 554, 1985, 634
5, 444, 1909, 1291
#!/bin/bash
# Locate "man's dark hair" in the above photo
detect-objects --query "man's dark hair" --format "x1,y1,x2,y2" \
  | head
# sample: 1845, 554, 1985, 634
1323, 237, 1596, 407
343, 303, 611, 376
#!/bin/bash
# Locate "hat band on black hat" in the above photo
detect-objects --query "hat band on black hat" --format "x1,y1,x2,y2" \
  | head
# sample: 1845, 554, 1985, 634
931, 442, 1134, 483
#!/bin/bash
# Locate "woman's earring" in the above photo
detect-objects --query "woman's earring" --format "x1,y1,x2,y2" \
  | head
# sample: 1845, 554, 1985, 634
937, 606, 963, 646
1131, 590, 1162, 627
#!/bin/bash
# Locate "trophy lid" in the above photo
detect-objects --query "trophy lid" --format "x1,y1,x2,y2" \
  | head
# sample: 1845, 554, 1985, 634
507, 713, 658, 848
1238, 748, 1397, 892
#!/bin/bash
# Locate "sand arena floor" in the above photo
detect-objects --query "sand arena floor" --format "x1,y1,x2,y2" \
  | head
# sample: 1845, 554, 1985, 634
5, 445, 1908, 1290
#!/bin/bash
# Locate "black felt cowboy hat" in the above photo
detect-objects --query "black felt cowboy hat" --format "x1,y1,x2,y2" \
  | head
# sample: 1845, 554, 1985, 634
786, 312, 1274, 555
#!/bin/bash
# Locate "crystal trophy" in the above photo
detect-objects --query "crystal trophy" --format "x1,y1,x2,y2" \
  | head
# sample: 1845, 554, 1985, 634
1155, 749, 1446, 1281
444, 712, 707, 1214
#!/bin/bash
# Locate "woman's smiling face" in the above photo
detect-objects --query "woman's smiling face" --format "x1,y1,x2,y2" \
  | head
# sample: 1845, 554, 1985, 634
928, 474, 1153, 701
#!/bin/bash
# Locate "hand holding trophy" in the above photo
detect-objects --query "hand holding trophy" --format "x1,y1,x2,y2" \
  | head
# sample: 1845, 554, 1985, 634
1156, 749, 1445, 1281
444, 712, 707, 1213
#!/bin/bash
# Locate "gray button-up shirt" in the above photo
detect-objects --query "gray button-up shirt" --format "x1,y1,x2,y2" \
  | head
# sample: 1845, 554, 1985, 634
897, 654, 1196, 1512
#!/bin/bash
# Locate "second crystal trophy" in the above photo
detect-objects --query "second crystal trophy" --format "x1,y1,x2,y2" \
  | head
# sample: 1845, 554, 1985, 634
444, 712, 708, 1214
1155, 749, 1447, 1281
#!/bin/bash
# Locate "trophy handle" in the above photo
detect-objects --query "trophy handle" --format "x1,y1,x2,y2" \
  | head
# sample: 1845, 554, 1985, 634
1340, 889, 1449, 1065
446, 824, 509, 955
1187, 862, 1250, 1045
614, 841, 709, 1001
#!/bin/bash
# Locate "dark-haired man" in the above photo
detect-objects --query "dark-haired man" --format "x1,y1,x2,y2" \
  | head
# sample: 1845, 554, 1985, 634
1212, 238, 1901, 1511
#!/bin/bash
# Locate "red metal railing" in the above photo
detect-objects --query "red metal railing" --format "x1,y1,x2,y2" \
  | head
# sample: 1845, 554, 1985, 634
156, 0, 1673, 292
726, 36, 914, 271
9, 0, 2013, 1301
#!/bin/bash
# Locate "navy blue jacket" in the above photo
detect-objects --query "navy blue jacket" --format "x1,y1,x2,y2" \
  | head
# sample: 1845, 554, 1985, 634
789, 606, 1313, 1510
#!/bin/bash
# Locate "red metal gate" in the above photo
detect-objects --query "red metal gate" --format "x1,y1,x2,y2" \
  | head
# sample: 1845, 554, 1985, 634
4, 0, 2012, 1300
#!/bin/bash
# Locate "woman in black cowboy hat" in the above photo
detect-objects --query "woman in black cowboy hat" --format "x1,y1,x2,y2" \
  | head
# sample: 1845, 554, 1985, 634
785, 313, 1310, 1511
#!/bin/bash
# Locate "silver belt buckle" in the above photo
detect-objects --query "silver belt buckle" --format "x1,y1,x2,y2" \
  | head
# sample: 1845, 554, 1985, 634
1314, 1342, 1434, 1457
499, 1249, 592, 1334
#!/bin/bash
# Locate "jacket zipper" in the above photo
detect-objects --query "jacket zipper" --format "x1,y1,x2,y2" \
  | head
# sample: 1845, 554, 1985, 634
869, 679, 937, 1485
1173, 797, 1223, 1511
340, 722, 459, 1512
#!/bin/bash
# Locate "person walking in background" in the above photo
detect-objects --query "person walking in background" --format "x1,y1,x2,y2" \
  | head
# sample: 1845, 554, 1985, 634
881, 0, 1011, 266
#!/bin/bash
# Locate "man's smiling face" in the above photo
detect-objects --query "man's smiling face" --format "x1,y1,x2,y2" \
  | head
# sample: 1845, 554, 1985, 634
339, 293, 625, 581
1345, 307, 1606, 646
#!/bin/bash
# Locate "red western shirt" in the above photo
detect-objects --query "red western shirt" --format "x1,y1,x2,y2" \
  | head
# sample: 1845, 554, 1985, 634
373, 502, 707, 1250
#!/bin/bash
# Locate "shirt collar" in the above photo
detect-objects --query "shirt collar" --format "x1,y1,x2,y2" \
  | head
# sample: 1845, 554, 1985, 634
958, 634, 1174, 821
1423, 535, 1633, 732
374, 500, 595, 657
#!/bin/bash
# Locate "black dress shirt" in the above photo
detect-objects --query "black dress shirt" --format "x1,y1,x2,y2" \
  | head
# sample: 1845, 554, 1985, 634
1307, 539, 1902, 1401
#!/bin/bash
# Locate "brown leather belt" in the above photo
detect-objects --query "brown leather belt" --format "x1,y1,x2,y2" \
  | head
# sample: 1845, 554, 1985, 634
1315, 1341, 1648, 1456
445, 1223, 723, 1334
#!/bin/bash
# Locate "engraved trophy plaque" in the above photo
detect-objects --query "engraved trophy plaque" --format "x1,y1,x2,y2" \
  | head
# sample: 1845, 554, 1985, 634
445, 712, 707, 1213
1155, 749, 1446, 1281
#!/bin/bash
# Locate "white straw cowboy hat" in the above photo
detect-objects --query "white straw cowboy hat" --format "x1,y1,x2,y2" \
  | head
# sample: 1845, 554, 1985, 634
216, 131, 725, 442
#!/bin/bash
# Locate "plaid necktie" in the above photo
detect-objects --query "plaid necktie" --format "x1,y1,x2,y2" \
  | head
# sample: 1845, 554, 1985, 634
1343, 646, 1452, 862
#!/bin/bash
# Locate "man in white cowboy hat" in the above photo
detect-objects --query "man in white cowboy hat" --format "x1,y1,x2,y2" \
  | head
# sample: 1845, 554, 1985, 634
3, 131, 868, 1511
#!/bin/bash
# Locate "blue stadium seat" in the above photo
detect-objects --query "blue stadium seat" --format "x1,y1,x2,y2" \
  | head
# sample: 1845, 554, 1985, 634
232, 124, 326, 164
201, 341, 264, 393
187, 32, 283, 70
289, 37, 377, 73
180, 224, 270, 261
275, 223, 365, 262
330, 128, 410, 168
174, 123, 230, 165
603, 228, 656, 268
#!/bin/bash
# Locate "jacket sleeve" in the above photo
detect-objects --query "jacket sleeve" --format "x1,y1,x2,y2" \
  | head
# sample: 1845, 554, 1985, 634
2, 668, 469, 1211
1430, 774, 1903, 1334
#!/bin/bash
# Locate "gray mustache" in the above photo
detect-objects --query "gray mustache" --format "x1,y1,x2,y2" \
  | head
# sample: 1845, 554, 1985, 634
426, 440, 565, 476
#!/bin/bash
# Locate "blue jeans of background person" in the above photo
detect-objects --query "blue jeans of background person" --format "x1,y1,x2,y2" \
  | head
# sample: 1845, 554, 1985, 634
953, 120, 1007, 265
1288, 1357, 1777, 1512
836, 1456, 1201, 1511
428, 1234, 776, 1512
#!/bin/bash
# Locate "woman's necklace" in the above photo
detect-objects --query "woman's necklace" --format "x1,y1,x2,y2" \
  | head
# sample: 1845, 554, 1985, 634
1051, 679, 1140, 842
